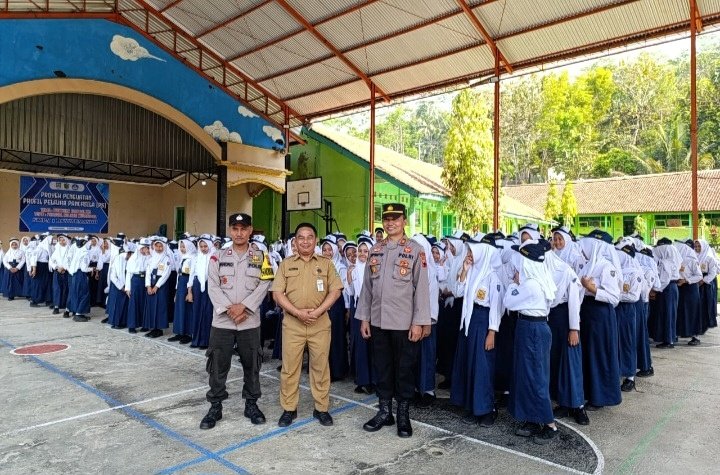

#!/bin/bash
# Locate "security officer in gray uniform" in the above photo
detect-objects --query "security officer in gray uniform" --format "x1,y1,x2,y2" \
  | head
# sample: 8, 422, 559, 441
200, 212, 273, 429
356, 203, 431, 438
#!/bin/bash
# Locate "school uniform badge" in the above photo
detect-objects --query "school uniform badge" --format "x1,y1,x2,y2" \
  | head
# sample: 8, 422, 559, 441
623, 283, 630, 293
476, 288, 486, 300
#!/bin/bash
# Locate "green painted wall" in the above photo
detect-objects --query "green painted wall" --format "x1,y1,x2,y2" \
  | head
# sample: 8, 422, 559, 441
571, 212, 698, 243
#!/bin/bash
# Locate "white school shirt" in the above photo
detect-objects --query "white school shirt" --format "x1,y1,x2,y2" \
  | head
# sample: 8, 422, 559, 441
619, 266, 643, 303
548, 261, 583, 331
583, 260, 621, 307
49, 244, 69, 272
145, 251, 172, 288
3, 248, 25, 270
679, 256, 703, 285
503, 278, 549, 317
456, 272, 504, 334
700, 255, 718, 285
110, 253, 128, 291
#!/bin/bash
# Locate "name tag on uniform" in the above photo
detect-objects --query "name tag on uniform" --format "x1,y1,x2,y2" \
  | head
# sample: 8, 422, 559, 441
158, 264, 165, 272
182, 266, 190, 273
316, 279, 324, 292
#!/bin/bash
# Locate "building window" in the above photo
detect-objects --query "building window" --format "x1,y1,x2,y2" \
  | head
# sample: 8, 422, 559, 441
442, 214, 456, 237
578, 216, 606, 228
654, 214, 690, 227
374, 203, 383, 223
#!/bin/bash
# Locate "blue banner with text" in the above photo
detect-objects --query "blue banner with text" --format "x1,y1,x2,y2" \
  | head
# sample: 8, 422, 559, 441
19, 176, 109, 233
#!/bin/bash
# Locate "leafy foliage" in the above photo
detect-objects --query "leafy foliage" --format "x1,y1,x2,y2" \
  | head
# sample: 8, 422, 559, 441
441, 90, 495, 230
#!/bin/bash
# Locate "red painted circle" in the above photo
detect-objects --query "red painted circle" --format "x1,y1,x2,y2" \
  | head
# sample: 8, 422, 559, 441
11, 343, 70, 355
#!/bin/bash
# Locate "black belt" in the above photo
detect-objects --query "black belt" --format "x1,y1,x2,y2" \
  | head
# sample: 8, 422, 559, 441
182, 272, 191, 276
518, 313, 547, 322
133, 273, 146, 278
473, 303, 487, 309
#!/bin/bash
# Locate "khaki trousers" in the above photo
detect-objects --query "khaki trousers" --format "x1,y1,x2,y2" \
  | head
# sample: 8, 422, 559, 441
280, 312, 331, 411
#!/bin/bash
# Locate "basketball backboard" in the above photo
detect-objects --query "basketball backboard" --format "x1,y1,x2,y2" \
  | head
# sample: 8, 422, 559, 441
286, 177, 322, 211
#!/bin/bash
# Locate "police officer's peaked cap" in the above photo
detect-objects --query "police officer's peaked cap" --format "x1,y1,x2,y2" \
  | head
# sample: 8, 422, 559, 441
584, 229, 613, 244
382, 203, 405, 217
228, 212, 252, 227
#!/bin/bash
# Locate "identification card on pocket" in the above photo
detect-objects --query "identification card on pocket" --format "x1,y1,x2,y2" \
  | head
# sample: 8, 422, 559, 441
316, 279, 324, 292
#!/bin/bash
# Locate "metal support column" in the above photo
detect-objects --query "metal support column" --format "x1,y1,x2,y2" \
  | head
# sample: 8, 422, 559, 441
369, 84, 376, 231
493, 53, 501, 231
690, 0, 699, 239
216, 142, 228, 238
281, 107, 291, 238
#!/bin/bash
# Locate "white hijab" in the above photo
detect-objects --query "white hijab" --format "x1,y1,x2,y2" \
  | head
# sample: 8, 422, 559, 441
517, 240, 557, 302
413, 234, 439, 322
461, 241, 501, 333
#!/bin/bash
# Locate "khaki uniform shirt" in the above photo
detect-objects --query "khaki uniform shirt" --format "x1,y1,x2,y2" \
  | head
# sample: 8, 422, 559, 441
355, 235, 431, 330
208, 246, 272, 331
270, 254, 343, 320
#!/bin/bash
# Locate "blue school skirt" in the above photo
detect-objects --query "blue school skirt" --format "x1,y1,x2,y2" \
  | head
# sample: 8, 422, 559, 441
52, 271, 69, 309
172, 273, 193, 336
191, 278, 212, 347
127, 274, 147, 330
508, 315, 553, 424
451, 304, 496, 417
417, 323, 437, 394
580, 297, 621, 407
328, 297, 349, 381
654, 282, 678, 344
70, 271, 90, 315
108, 285, 128, 327
350, 302, 374, 387
548, 302, 584, 409
143, 282, 169, 330
635, 301, 652, 372
616, 301, 637, 378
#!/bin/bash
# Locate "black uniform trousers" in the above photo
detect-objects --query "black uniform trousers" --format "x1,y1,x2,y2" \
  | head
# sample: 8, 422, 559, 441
206, 326, 262, 404
371, 326, 420, 401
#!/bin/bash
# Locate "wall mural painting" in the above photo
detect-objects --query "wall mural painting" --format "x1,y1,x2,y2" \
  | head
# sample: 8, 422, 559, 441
0, 19, 283, 151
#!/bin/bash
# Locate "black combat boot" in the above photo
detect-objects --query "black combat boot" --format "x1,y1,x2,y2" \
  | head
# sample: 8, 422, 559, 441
199, 402, 223, 430
363, 399, 395, 432
244, 399, 266, 425
396, 399, 413, 438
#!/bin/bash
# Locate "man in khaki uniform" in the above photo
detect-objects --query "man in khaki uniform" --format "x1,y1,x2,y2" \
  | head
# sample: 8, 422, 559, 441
356, 203, 431, 438
271, 222, 343, 427
200, 212, 273, 430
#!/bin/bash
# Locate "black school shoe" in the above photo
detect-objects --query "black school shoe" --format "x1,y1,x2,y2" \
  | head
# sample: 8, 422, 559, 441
63, 310, 71, 318
73, 315, 89, 322
688, 337, 701, 346
621, 378, 636, 392
52, 308, 60, 315
313, 409, 333, 426
477, 410, 497, 428
515, 422, 542, 437
167, 334, 183, 342
572, 407, 590, 425
278, 410, 297, 427
100, 318, 109, 324
416, 393, 436, 408
179, 335, 192, 344
437, 378, 451, 390
553, 406, 570, 418
636, 367, 654, 378
656, 342, 675, 349
533, 425, 558, 445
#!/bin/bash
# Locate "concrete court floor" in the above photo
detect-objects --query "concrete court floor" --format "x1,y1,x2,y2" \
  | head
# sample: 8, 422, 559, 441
0, 298, 719, 475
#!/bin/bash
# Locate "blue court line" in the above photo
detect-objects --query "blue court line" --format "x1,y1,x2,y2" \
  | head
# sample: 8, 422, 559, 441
0, 338, 248, 475
157, 394, 378, 475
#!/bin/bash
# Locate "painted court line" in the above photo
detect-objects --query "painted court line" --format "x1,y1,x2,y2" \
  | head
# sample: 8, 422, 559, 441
0, 337, 248, 474
157, 395, 378, 475
131, 328, 601, 475
0, 378, 242, 438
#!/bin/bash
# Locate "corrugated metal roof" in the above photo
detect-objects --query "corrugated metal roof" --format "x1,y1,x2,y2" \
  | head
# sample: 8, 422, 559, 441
0, 93, 216, 184
503, 171, 720, 215
4, 0, 720, 122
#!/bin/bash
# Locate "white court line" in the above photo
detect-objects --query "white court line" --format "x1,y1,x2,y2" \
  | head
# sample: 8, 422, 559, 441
556, 420, 605, 475
114, 327, 601, 474
0, 378, 241, 438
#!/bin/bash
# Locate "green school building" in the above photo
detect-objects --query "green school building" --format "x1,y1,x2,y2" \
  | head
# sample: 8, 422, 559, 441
503, 170, 720, 244
252, 124, 550, 240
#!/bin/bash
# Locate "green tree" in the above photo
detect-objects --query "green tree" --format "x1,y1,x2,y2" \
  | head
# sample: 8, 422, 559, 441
544, 180, 561, 221
442, 89, 495, 230
633, 215, 647, 236
560, 180, 578, 227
